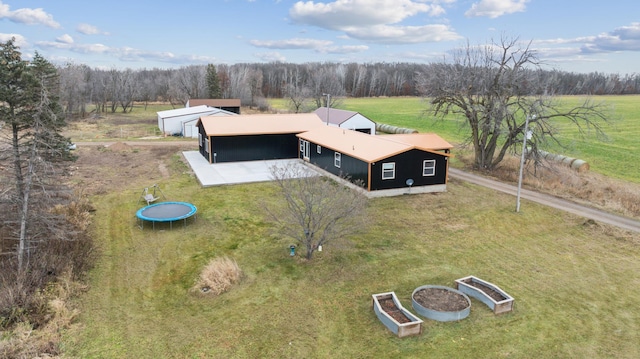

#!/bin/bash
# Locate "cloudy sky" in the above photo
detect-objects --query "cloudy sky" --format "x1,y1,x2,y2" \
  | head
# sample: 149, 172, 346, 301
1, 0, 639, 73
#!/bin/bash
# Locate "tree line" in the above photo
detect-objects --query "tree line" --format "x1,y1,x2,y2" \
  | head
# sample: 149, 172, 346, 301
57, 61, 640, 116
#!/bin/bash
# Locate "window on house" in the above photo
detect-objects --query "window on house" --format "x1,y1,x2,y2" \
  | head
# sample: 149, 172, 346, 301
334, 152, 341, 168
204, 138, 209, 154
382, 162, 395, 180
198, 133, 202, 147
317, 145, 322, 154
300, 139, 304, 152
423, 159, 436, 176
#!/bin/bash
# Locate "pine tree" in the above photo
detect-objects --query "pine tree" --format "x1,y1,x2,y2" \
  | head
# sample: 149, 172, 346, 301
206, 64, 222, 98
0, 39, 74, 272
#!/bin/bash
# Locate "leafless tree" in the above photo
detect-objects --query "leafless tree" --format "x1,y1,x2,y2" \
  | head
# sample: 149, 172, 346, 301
265, 164, 367, 260
418, 37, 611, 170
284, 83, 313, 113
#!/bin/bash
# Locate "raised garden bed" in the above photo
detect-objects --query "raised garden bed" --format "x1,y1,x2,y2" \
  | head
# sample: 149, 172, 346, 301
372, 292, 423, 338
411, 285, 471, 322
455, 275, 514, 315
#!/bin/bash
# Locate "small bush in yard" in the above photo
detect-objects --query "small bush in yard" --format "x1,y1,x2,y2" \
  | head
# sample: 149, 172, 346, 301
193, 257, 243, 296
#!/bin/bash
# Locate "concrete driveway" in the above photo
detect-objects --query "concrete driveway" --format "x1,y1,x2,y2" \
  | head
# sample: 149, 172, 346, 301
182, 151, 317, 187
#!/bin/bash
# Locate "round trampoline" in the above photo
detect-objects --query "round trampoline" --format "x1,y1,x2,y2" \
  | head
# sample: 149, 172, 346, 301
136, 201, 197, 229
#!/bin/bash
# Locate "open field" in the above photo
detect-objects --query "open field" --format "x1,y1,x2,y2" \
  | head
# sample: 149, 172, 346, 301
58, 137, 640, 358
272, 95, 640, 183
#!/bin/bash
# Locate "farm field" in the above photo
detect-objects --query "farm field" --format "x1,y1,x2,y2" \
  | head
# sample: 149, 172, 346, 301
272, 95, 640, 183
60, 118, 640, 358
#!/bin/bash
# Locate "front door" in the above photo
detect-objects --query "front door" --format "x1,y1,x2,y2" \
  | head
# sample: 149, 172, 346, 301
300, 139, 310, 161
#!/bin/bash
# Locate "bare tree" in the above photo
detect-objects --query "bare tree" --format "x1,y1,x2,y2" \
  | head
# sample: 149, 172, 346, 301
266, 164, 367, 260
284, 83, 312, 113
418, 37, 611, 170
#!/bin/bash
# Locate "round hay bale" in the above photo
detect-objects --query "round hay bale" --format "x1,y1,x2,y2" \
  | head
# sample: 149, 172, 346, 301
375, 123, 418, 134
561, 156, 576, 166
570, 159, 590, 172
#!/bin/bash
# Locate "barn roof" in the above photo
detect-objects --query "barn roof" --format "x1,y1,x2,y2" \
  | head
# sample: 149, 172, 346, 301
188, 99, 241, 108
157, 105, 222, 119
198, 113, 325, 136
297, 126, 452, 163
313, 107, 375, 126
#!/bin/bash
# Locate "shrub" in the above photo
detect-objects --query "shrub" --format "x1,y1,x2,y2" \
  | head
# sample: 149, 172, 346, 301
192, 257, 243, 296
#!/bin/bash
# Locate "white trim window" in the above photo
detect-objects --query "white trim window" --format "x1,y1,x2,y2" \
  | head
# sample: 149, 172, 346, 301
300, 139, 305, 152
423, 159, 436, 176
334, 152, 341, 168
198, 133, 202, 147
382, 162, 395, 180
317, 145, 322, 154
204, 138, 209, 154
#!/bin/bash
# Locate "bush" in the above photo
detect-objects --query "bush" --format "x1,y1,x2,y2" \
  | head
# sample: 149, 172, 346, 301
192, 257, 243, 296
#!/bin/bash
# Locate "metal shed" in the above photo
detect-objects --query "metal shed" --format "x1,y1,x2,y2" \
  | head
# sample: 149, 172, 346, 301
156, 105, 236, 137
314, 107, 377, 134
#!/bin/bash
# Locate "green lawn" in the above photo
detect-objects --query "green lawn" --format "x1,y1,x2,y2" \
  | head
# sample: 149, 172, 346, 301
273, 95, 639, 183
63, 154, 640, 358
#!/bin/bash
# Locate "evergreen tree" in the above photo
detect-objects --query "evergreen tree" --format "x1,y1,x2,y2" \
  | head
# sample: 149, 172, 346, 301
206, 63, 222, 98
0, 39, 74, 272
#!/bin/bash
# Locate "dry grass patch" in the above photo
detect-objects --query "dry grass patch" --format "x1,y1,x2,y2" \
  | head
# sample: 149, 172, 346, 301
455, 149, 640, 218
192, 257, 243, 296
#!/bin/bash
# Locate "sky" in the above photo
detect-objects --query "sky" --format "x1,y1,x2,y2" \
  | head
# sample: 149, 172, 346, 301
1, 0, 639, 74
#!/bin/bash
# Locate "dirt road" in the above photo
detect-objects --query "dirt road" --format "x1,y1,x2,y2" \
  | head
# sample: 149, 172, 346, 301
449, 168, 640, 233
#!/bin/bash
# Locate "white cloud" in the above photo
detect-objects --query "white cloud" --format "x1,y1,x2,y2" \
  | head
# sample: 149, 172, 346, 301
77, 23, 109, 35
289, 0, 457, 44
291, 0, 440, 28
250, 38, 333, 50
465, 0, 528, 19
56, 34, 74, 44
0, 33, 28, 47
35, 40, 215, 65
324, 44, 368, 54
587, 22, 640, 52
255, 52, 287, 62
533, 23, 640, 57
0, 1, 60, 28
343, 24, 461, 44
250, 37, 369, 54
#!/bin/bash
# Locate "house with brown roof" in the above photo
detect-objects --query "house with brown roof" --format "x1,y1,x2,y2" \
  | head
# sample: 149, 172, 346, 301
297, 126, 452, 194
186, 99, 241, 114
314, 107, 376, 134
195, 113, 452, 194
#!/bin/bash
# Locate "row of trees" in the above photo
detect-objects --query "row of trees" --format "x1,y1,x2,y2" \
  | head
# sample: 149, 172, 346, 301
1, 39, 93, 328
57, 60, 640, 117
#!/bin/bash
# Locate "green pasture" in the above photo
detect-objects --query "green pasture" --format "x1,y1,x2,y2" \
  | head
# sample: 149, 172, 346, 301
273, 96, 639, 183
63, 152, 640, 358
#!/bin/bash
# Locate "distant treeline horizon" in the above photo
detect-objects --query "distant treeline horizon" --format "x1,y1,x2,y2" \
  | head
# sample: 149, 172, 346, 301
57, 62, 640, 116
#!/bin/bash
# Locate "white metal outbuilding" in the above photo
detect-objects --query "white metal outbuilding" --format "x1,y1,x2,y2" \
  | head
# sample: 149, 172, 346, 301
314, 107, 377, 135
157, 105, 236, 137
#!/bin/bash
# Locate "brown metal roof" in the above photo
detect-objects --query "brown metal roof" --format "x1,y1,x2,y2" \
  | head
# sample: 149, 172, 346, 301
189, 99, 241, 108
379, 133, 453, 151
198, 113, 325, 136
297, 127, 452, 163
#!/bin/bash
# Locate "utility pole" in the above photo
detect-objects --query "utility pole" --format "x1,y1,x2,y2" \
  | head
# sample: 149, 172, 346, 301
516, 115, 534, 212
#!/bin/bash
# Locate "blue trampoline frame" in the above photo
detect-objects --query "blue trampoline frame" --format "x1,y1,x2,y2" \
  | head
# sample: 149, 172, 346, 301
136, 201, 197, 229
